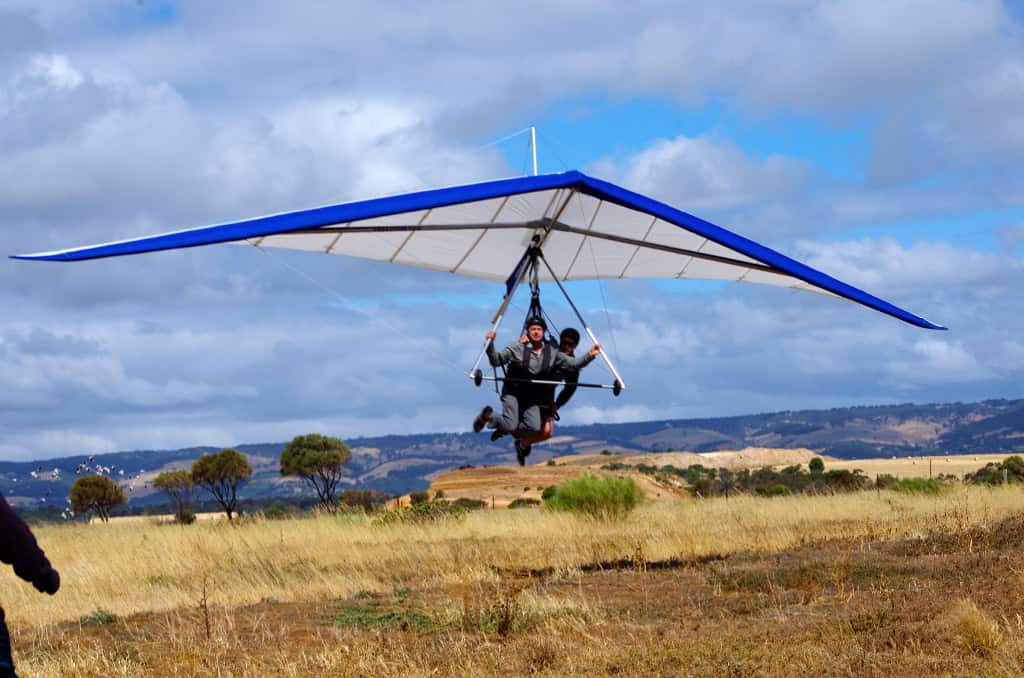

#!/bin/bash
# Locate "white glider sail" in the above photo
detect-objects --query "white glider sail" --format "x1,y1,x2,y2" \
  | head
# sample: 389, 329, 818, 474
11, 170, 944, 330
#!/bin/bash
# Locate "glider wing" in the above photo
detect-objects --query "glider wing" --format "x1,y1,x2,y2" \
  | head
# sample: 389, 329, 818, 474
11, 170, 945, 330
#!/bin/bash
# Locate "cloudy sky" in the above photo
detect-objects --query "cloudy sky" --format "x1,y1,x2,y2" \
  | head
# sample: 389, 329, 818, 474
2, 1, 1023, 461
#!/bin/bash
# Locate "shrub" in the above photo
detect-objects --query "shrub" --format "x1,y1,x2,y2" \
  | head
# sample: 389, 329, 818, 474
263, 503, 301, 520
543, 475, 644, 520
339, 489, 390, 513
372, 502, 469, 526
541, 486, 557, 501
452, 497, 486, 510
966, 455, 1024, 485
887, 477, 944, 495
809, 457, 825, 473
876, 475, 946, 497
177, 509, 197, 525
409, 491, 430, 506
755, 484, 791, 497
508, 497, 541, 509
547, 459, 557, 467
80, 609, 119, 626
822, 469, 870, 491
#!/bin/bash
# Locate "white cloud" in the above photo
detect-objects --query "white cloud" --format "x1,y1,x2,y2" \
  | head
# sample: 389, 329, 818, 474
887, 339, 993, 384
793, 238, 1022, 296
612, 135, 806, 211
2, 2, 1024, 462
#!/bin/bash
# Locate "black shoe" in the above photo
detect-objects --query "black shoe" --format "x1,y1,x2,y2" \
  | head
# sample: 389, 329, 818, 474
490, 430, 504, 442
515, 440, 531, 467
473, 406, 493, 433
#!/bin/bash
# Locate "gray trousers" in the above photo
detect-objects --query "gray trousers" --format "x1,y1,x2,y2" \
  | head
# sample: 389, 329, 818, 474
487, 393, 542, 437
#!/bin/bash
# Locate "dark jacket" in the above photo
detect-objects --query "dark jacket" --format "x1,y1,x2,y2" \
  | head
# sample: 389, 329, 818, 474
487, 339, 593, 403
0, 492, 60, 595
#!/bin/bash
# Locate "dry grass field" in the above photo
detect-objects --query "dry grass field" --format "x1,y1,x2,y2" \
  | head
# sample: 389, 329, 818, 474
825, 453, 1009, 479
3, 479, 1024, 676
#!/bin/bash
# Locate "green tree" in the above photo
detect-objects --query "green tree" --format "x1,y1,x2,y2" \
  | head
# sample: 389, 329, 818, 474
70, 475, 125, 523
191, 449, 252, 522
280, 434, 352, 510
153, 470, 194, 523
809, 457, 825, 473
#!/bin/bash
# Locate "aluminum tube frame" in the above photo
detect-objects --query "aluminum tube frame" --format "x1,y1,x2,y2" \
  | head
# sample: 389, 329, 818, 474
467, 245, 536, 377
536, 252, 627, 390
477, 375, 620, 391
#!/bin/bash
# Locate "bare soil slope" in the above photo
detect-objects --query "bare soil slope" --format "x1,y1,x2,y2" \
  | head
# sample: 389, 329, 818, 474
430, 447, 824, 507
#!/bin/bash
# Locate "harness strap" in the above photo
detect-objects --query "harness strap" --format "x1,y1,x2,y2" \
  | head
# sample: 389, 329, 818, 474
539, 343, 553, 374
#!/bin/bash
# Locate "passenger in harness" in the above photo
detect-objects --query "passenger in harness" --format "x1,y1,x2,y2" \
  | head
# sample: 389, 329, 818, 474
472, 317, 600, 465
516, 327, 582, 456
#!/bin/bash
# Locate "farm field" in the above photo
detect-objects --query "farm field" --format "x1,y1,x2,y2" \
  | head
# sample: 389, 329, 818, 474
3, 482, 1024, 676
825, 453, 1009, 479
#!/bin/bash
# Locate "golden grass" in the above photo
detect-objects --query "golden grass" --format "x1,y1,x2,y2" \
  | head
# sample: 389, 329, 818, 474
5, 484, 1024, 632
7, 482, 1024, 676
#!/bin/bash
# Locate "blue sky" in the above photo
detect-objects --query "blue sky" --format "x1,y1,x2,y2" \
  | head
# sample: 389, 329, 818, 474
2, 0, 1024, 462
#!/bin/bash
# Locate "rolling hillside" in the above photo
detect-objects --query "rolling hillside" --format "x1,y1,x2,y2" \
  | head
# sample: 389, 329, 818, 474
2, 397, 1023, 508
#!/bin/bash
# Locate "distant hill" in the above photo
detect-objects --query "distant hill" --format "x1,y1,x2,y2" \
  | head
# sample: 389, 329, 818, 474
3, 397, 1023, 508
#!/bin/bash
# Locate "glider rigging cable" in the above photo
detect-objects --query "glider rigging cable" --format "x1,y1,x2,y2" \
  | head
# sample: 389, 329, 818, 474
467, 235, 626, 396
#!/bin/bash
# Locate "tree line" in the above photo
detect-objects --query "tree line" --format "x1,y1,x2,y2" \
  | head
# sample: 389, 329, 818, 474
69, 433, 371, 523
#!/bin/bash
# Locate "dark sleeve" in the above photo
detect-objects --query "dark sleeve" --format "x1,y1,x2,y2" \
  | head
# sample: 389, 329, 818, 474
555, 368, 578, 409
487, 341, 516, 367
559, 351, 595, 370
0, 492, 59, 593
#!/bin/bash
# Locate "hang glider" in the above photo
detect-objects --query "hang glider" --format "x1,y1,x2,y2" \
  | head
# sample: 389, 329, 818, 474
11, 169, 943, 331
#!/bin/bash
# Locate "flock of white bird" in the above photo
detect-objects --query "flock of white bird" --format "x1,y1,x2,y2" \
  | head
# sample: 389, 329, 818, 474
0, 454, 152, 519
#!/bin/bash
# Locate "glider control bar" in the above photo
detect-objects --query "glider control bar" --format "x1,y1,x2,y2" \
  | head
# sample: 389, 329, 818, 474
475, 374, 624, 394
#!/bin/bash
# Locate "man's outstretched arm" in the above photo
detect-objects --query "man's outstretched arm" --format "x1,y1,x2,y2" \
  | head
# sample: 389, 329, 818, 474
485, 331, 519, 367
558, 344, 601, 370
0, 493, 60, 594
